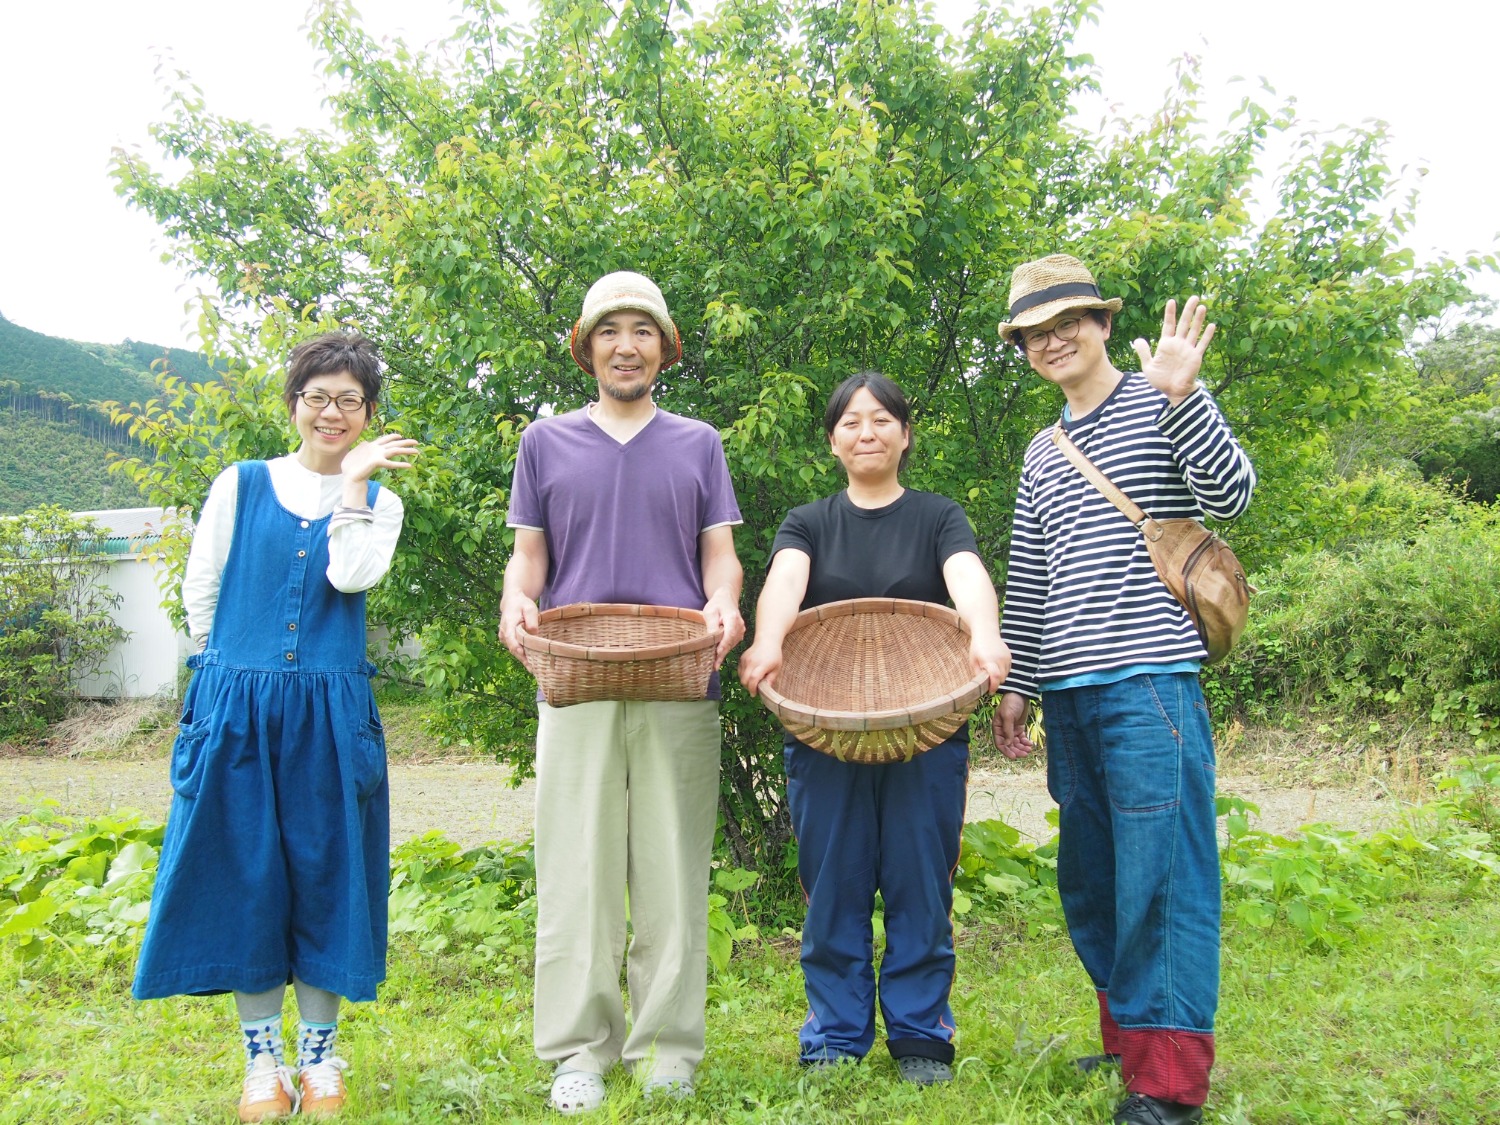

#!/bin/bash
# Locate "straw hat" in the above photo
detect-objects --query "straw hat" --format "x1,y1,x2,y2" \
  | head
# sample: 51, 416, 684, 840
997, 254, 1123, 339
570, 271, 683, 374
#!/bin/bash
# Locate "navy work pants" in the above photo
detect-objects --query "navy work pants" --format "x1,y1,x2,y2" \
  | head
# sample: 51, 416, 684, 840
785, 737, 968, 1064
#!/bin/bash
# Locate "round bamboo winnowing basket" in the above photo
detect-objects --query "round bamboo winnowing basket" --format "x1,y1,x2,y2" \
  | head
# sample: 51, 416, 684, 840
520, 603, 717, 707
757, 597, 987, 764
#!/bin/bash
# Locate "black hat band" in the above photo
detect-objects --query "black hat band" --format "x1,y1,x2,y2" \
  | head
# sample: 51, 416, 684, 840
1009, 281, 1103, 318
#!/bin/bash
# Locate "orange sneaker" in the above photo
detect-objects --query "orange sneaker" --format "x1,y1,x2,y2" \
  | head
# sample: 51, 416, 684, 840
299, 1056, 350, 1118
238, 1054, 300, 1122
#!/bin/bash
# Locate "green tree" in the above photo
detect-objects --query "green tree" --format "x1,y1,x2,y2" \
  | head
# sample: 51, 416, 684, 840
1401, 309, 1500, 501
0, 506, 125, 738
0, 411, 145, 516
109, 0, 1476, 867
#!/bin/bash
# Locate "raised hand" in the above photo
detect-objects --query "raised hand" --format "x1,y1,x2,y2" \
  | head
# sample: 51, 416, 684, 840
1132, 297, 1216, 405
342, 432, 420, 483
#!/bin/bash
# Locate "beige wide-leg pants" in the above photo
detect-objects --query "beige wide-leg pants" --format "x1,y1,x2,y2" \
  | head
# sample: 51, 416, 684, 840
532, 699, 721, 1080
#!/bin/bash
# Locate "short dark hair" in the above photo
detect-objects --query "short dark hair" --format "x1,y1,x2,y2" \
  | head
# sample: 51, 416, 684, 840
823, 370, 913, 472
1008, 307, 1112, 350
283, 332, 382, 418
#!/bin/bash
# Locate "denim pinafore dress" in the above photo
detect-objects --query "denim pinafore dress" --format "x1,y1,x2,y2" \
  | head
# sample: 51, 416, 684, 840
133, 460, 390, 1002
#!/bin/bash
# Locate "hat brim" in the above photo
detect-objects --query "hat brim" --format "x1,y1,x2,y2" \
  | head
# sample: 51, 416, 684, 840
999, 295, 1122, 340
571, 299, 682, 374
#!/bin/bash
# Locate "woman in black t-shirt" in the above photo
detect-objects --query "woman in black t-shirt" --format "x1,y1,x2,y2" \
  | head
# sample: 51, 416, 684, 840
740, 372, 1010, 1085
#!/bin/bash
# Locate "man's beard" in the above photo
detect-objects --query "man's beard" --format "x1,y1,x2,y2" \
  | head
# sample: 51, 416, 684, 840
600, 378, 652, 403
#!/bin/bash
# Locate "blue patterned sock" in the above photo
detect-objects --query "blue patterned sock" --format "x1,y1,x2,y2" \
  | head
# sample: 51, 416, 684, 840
240, 1017, 284, 1071
297, 1020, 339, 1068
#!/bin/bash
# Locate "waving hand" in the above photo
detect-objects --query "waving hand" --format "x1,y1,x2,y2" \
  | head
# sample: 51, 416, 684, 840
1132, 296, 1216, 405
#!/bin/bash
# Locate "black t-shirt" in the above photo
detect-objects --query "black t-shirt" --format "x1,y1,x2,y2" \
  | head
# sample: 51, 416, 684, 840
771, 489, 980, 609
771, 489, 981, 746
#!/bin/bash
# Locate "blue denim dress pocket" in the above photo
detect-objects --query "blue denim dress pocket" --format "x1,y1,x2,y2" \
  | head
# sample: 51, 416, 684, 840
169, 715, 213, 800
352, 717, 387, 801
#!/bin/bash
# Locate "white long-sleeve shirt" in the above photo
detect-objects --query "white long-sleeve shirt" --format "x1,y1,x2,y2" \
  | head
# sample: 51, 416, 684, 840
183, 454, 405, 645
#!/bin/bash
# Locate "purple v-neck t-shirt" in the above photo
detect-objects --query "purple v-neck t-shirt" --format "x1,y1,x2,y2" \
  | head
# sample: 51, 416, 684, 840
507, 406, 743, 695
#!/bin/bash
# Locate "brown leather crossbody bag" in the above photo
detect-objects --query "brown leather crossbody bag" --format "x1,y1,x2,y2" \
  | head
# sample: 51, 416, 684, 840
1051, 425, 1251, 664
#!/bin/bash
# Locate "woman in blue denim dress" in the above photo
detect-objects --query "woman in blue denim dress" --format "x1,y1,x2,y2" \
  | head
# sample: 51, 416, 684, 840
133, 333, 416, 1122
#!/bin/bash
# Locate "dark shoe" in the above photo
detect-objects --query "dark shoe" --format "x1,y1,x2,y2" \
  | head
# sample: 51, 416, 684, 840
1073, 1052, 1122, 1074
893, 1056, 952, 1086
1114, 1093, 1203, 1124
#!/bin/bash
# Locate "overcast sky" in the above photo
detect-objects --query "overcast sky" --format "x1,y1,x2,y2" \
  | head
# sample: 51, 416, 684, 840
1, 0, 1494, 351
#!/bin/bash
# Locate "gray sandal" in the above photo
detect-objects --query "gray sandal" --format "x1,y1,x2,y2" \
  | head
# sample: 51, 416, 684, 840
894, 1056, 953, 1085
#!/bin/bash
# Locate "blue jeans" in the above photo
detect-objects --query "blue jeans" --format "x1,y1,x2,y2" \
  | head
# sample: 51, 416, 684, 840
1042, 672, 1218, 1104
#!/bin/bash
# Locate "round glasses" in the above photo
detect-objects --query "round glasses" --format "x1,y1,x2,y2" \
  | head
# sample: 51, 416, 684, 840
295, 390, 369, 413
1020, 317, 1083, 353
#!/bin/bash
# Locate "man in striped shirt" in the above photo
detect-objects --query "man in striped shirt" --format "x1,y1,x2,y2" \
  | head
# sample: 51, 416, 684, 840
992, 254, 1255, 1125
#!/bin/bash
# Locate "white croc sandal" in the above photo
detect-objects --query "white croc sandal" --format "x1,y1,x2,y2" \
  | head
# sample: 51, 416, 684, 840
549, 1068, 606, 1115
643, 1075, 695, 1099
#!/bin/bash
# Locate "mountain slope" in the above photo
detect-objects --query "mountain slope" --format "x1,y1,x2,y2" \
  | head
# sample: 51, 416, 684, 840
0, 314, 222, 513
0, 313, 157, 404
0, 411, 144, 515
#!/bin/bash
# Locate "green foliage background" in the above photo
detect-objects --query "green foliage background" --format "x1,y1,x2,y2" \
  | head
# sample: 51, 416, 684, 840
0, 507, 126, 737
104, 0, 1488, 864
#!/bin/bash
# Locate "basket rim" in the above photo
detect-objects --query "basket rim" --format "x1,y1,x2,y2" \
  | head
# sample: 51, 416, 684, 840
519, 602, 718, 664
757, 597, 987, 731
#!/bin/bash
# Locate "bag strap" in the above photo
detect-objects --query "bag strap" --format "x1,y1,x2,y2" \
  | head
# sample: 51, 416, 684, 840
1050, 425, 1165, 540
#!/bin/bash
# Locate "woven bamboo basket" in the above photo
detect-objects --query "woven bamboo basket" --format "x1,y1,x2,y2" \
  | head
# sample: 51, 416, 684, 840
757, 597, 987, 764
520, 603, 717, 707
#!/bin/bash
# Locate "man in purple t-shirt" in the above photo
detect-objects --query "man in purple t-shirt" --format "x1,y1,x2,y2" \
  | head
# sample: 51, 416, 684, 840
499, 271, 744, 1113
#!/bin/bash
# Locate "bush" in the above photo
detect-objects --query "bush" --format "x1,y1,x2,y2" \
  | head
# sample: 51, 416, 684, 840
1230, 448, 1470, 573
0, 506, 125, 738
1206, 511, 1500, 739
0, 806, 162, 963
1417, 406, 1500, 503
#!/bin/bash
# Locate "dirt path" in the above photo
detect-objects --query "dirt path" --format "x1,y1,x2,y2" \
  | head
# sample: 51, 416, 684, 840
2, 757, 1402, 848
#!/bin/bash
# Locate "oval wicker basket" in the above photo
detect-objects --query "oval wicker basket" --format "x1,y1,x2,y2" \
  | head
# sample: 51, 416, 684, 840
757, 597, 987, 765
520, 603, 717, 707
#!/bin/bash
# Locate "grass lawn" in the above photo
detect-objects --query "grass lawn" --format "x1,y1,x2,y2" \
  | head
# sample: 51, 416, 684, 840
3, 886, 1496, 1124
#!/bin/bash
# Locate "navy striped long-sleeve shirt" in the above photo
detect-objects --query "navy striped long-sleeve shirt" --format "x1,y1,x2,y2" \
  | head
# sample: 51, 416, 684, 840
999, 372, 1256, 699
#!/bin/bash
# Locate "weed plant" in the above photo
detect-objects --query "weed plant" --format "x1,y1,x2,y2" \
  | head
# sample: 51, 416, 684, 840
1206, 514, 1500, 744
2, 758, 1498, 1122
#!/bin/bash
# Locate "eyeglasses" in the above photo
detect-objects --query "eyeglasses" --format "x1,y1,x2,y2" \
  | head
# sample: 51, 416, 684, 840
1020, 317, 1083, 353
294, 390, 369, 413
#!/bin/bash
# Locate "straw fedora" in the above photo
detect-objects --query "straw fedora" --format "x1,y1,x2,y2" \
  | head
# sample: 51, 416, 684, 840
997, 254, 1123, 339
570, 271, 683, 374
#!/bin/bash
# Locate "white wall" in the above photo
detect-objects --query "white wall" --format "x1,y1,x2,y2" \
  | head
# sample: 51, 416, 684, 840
73, 554, 192, 700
